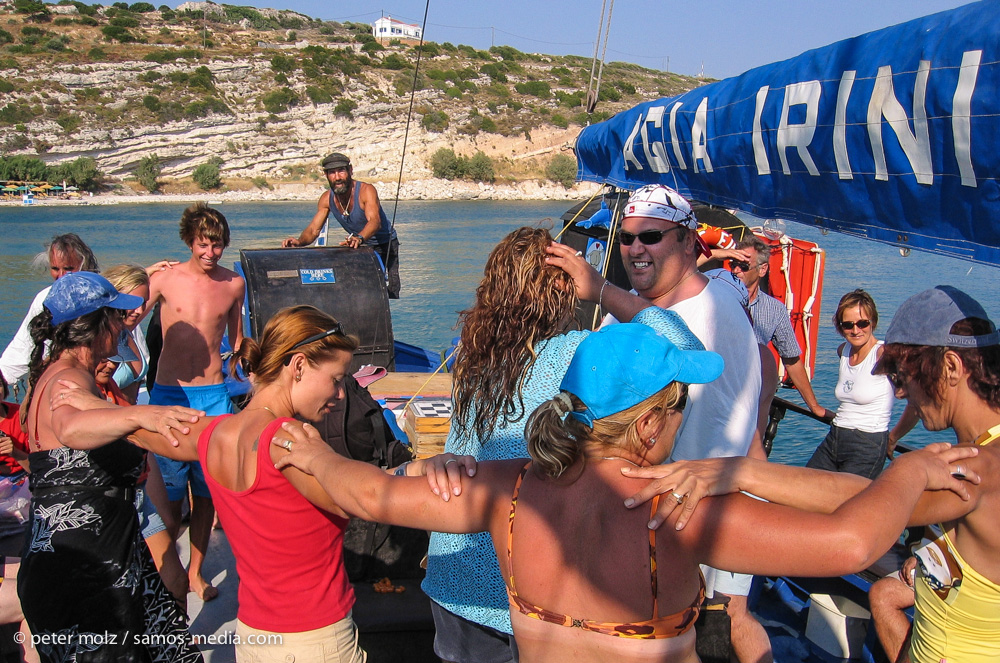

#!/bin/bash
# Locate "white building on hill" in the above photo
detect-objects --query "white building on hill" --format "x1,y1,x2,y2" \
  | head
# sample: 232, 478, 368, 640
372, 16, 422, 44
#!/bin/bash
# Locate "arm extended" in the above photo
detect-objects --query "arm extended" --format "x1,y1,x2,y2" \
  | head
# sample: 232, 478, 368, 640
676, 447, 977, 577
272, 421, 514, 533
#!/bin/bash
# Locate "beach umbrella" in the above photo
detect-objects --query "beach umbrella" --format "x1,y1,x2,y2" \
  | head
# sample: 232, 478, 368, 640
16, 185, 30, 191
65, 186, 78, 191
31, 186, 45, 192
48, 185, 63, 191
1, 186, 16, 192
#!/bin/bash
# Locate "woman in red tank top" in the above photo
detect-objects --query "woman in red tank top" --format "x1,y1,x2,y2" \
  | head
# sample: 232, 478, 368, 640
55, 304, 465, 663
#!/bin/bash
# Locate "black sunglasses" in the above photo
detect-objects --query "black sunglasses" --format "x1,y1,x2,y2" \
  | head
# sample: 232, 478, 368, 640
618, 226, 685, 246
839, 319, 872, 331
284, 324, 345, 364
886, 371, 906, 390
730, 260, 752, 272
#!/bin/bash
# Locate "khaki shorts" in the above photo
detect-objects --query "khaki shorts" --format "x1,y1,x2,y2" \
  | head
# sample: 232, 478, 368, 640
235, 612, 366, 663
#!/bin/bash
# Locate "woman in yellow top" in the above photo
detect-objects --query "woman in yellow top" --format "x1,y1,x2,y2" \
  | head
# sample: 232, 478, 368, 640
270, 322, 975, 663
626, 285, 1000, 663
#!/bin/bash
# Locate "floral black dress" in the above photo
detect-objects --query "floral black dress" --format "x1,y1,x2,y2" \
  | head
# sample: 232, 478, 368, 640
18, 441, 203, 663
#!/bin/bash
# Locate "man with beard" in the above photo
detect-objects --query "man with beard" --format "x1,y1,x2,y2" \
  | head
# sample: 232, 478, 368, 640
283, 152, 401, 298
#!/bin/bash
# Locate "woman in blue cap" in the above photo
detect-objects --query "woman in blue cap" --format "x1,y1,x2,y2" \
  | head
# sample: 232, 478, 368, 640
268, 323, 974, 663
623, 285, 1000, 663
18, 271, 204, 663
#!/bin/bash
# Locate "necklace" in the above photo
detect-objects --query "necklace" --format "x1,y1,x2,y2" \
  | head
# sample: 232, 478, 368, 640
335, 182, 354, 216
599, 456, 642, 468
654, 269, 698, 307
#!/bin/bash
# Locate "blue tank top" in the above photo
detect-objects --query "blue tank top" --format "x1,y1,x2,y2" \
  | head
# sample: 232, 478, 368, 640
320, 183, 396, 246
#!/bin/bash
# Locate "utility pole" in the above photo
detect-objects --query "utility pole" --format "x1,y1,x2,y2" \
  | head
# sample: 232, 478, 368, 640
491, 27, 494, 48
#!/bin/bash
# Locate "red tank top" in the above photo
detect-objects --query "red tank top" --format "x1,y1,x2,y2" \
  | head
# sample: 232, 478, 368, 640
198, 415, 355, 632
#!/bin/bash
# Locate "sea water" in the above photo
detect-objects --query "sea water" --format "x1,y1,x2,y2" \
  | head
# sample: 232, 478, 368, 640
2, 200, 999, 466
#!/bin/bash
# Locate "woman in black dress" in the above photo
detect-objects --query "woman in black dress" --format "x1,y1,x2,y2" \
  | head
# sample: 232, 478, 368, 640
18, 272, 203, 663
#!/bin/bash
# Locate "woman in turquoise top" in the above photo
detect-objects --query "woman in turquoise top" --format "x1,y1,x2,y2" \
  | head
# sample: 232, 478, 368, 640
421, 227, 704, 663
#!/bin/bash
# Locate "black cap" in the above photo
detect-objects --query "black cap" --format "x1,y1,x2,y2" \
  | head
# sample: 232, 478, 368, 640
321, 152, 351, 171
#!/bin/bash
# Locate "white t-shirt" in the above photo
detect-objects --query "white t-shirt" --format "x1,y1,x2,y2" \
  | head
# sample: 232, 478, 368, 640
667, 279, 761, 460
0, 286, 50, 386
604, 278, 761, 460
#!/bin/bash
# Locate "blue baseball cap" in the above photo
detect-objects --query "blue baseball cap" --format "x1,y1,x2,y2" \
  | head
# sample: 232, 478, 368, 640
560, 324, 725, 427
44, 272, 144, 326
884, 286, 999, 348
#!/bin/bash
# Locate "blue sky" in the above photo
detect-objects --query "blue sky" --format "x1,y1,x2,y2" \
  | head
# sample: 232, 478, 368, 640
196, 0, 974, 79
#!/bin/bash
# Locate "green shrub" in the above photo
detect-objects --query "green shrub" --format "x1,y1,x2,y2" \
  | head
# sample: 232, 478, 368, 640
129, 2, 155, 11
144, 48, 202, 63
515, 81, 550, 98
480, 116, 496, 133
411, 42, 439, 58
80, 15, 98, 26
251, 176, 271, 189
614, 80, 636, 95
56, 114, 81, 132
262, 87, 296, 114
479, 63, 507, 83
110, 15, 139, 28
88, 46, 107, 59
598, 84, 621, 102
0, 29, 13, 45
159, 8, 175, 20
270, 54, 296, 73
142, 94, 160, 112
333, 98, 356, 117
465, 152, 494, 182
489, 45, 523, 61
556, 90, 584, 108
430, 148, 462, 179
135, 153, 161, 192
102, 25, 136, 42
361, 40, 383, 54
551, 113, 569, 129
421, 110, 449, 132
546, 153, 577, 188
192, 157, 222, 190
45, 37, 66, 51
0, 103, 33, 125
189, 65, 215, 91
0, 80, 13, 94
380, 54, 409, 70
305, 86, 332, 104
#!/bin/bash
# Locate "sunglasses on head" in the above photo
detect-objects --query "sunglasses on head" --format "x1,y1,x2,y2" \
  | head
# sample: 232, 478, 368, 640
839, 319, 872, 331
284, 324, 345, 363
618, 226, 685, 246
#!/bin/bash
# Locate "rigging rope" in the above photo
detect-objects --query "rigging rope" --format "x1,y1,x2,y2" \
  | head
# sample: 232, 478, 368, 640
388, 0, 432, 232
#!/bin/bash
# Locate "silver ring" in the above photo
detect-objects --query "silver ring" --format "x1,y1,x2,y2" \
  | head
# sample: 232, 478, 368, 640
574, 250, 584, 257
671, 491, 685, 504
952, 465, 965, 479
282, 439, 293, 451
444, 459, 458, 466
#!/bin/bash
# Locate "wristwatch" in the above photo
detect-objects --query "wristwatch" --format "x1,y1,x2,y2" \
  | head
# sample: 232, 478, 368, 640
350, 232, 364, 242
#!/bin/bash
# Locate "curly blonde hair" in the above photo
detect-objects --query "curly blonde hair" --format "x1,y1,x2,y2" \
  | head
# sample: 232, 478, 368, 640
451, 227, 578, 446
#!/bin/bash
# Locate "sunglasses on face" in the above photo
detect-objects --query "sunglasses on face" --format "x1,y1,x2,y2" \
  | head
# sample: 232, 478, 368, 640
618, 226, 684, 246
729, 260, 752, 272
839, 319, 872, 331
886, 371, 907, 390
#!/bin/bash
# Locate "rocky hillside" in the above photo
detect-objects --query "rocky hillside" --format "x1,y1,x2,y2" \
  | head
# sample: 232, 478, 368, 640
0, 1, 708, 191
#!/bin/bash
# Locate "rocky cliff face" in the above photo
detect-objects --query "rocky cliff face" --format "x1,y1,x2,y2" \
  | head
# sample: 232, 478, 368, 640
0, 5, 702, 194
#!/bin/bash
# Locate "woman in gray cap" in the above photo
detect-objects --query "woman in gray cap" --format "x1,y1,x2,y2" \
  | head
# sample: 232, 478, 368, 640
623, 285, 1000, 663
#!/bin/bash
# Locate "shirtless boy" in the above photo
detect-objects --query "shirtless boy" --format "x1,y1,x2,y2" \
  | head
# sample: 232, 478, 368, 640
148, 203, 245, 601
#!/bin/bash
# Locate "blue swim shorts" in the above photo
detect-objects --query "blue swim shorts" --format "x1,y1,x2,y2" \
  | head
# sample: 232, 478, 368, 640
150, 383, 236, 502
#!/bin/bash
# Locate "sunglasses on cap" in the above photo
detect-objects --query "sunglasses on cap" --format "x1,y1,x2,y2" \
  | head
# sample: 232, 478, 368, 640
618, 226, 685, 246
839, 319, 872, 331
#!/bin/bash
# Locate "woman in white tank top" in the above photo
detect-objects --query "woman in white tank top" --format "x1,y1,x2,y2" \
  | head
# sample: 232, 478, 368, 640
806, 290, 895, 478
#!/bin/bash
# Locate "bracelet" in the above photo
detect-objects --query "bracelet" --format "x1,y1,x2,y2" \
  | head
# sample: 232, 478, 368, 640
393, 461, 411, 477
598, 280, 610, 310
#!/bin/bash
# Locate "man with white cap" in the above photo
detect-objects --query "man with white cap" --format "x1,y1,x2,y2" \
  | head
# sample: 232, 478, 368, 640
606, 184, 769, 663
